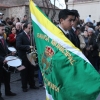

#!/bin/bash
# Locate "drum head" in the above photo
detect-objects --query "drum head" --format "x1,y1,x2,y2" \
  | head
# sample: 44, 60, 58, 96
5, 56, 22, 67
8, 47, 16, 52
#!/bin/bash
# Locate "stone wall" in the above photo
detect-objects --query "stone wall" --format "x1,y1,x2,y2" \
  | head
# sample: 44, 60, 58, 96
0, 0, 60, 23
8, 6, 26, 21
0, 0, 28, 6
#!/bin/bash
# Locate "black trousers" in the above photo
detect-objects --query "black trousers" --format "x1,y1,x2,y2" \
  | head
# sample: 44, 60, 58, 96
0, 64, 11, 95
0, 67, 2, 96
20, 60, 35, 89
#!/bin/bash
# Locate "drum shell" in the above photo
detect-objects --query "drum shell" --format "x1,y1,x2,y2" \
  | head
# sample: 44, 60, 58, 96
3, 64, 18, 73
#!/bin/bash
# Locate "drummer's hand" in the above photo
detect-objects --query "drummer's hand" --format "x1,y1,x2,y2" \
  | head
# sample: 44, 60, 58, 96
7, 37, 9, 40
30, 46, 33, 49
3, 60, 8, 64
11, 51, 16, 55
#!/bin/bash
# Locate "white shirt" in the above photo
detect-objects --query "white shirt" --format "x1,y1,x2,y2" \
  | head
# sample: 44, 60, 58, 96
72, 27, 76, 32
86, 16, 92, 23
0, 36, 3, 39
58, 25, 69, 35
24, 31, 28, 35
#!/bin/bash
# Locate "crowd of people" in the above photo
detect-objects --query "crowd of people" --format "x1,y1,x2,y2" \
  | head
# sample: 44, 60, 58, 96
0, 13, 43, 100
0, 8, 100, 100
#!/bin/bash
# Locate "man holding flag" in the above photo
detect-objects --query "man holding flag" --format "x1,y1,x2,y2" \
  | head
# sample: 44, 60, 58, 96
29, 0, 100, 100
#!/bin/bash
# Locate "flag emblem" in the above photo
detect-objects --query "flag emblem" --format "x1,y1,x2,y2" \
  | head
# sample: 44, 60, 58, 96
41, 46, 54, 75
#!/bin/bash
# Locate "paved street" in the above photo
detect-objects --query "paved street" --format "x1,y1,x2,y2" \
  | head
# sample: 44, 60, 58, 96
1, 73, 45, 100
1, 72, 100, 100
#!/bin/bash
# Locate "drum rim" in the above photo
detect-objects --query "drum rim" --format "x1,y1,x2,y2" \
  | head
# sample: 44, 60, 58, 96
8, 47, 16, 52
5, 56, 22, 67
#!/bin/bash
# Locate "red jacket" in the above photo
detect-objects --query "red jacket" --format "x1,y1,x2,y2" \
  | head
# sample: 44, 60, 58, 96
9, 33, 16, 47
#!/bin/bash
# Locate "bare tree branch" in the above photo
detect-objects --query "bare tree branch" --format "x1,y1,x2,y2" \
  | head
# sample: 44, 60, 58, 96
44, 0, 50, 16
51, 0, 56, 22
42, 0, 46, 14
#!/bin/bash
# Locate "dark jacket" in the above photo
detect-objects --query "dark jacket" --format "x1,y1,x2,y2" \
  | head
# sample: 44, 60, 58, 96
87, 33, 98, 57
0, 38, 11, 63
69, 28, 80, 49
16, 31, 31, 61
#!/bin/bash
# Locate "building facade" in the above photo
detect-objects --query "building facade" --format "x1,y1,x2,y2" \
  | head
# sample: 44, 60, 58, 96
0, 0, 60, 22
68, 0, 100, 22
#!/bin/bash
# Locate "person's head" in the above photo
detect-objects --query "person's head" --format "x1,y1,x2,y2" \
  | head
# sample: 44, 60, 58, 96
0, 23, 5, 36
83, 30, 88, 37
5, 17, 10, 24
7, 21, 13, 28
93, 20, 96, 23
84, 23, 90, 31
71, 9, 80, 28
11, 17, 15, 22
11, 26, 16, 34
23, 23, 31, 34
58, 9, 75, 30
0, 13, 4, 19
16, 22, 22, 30
97, 22, 100, 30
89, 15, 91, 17
23, 15, 27, 20
75, 27, 80, 35
16, 18, 20, 23
95, 26, 98, 31
80, 26, 85, 33
88, 28, 94, 36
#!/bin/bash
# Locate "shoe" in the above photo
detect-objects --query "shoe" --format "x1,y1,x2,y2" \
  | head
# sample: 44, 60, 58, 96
5, 91, 16, 96
30, 86, 39, 89
22, 88, 28, 92
39, 84, 43, 87
0, 96, 4, 100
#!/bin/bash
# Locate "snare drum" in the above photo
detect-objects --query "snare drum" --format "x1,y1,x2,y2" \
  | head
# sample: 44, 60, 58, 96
8, 47, 16, 52
3, 56, 22, 73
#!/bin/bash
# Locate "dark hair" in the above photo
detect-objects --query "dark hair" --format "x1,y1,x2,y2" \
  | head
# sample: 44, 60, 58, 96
16, 18, 20, 22
97, 22, 100, 26
24, 15, 27, 17
23, 23, 29, 30
11, 26, 16, 31
8, 21, 13, 25
0, 23, 5, 27
76, 27, 80, 31
81, 26, 85, 32
11, 17, 15, 22
89, 15, 91, 17
58, 9, 75, 22
71, 9, 80, 18
86, 22, 94, 29
5, 17, 10, 22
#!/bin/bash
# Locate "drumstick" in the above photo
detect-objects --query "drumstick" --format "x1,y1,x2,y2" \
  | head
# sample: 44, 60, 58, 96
7, 58, 18, 62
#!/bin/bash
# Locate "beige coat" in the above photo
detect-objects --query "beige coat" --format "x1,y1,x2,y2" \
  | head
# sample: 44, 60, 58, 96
78, 34, 86, 49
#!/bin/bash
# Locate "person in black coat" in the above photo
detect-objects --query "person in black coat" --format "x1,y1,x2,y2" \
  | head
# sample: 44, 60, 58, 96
16, 23, 38, 92
69, 10, 80, 49
0, 23, 16, 98
57, 9, 75, 40
86, 28, 99, 71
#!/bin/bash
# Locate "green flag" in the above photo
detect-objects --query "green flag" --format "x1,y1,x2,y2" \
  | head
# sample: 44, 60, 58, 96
29, 0, 100, 100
